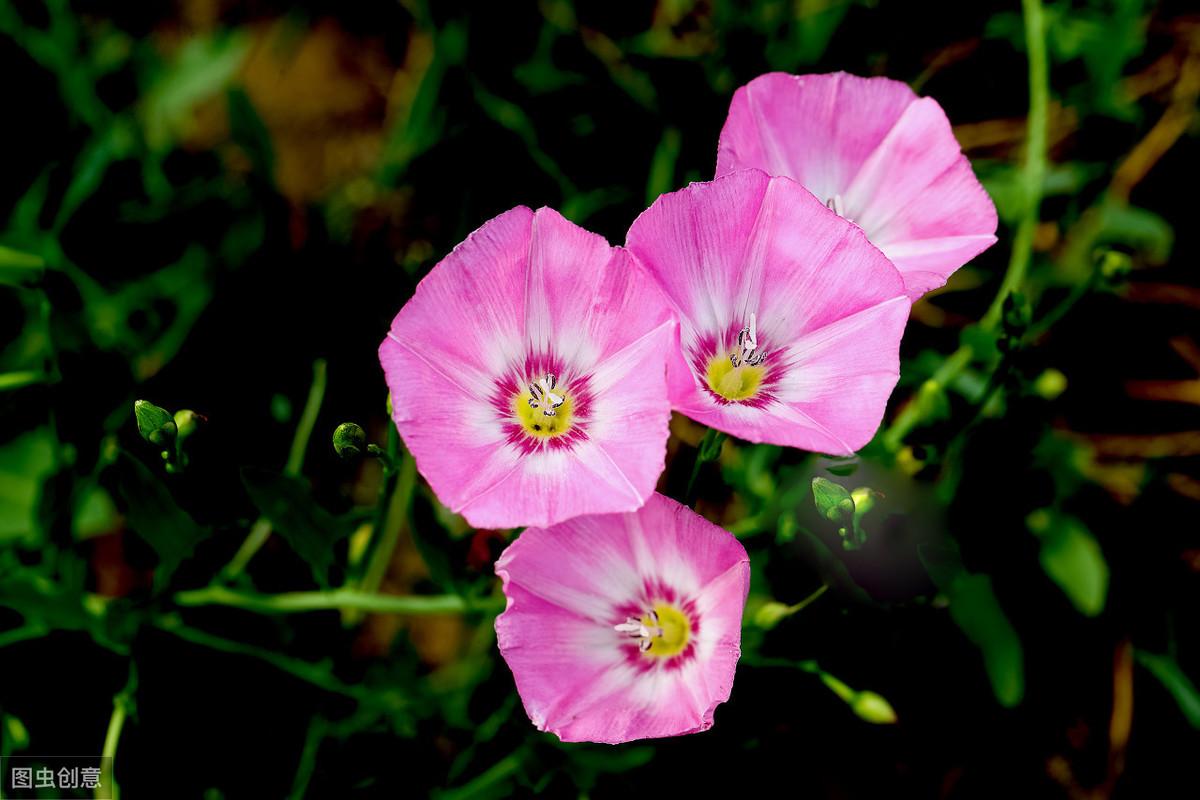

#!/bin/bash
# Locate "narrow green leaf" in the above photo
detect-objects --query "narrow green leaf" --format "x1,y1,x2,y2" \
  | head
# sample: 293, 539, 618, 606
947, 573, 1025, 707
1137, 651, 1200, 729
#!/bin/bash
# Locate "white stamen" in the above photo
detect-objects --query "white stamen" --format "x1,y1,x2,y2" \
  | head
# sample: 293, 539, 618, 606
827, 194, 847, 218
527, 374, 565, 416
731, 312, 766, 368
614, 610, 662, 651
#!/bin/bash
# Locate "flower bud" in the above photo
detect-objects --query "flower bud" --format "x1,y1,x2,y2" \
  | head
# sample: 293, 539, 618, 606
173, 409, 202, 440
754, 601, 792, 630
812, 477, 854, 524
333, 422, 367, 460
134, 400, 176, 446
1033, 368, 1067, 400
851, 691, 898, 725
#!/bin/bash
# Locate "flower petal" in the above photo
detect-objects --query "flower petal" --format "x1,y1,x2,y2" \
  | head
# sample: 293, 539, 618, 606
841, 98, 999, 296
381, 207, 675, 529
773, 294, 912, 453
526, 208, 677, 365
716, 71, 997, 298
386, 206, 533, 381
716, 72, 915, 204
494, 494, 749, 743
379, 334, 520, 510
627, 172, 908, 451
625, 169, 771, 349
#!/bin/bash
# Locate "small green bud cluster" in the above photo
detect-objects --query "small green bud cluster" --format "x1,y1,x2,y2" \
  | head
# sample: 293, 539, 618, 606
810, 476, 882, 550
134, 400, 201, 473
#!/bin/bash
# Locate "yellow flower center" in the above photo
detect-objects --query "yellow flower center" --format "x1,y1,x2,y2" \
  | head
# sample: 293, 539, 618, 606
615, 604, 692, 658
513, 374, 574, 438
643, 604, 690, 657
706, 355, 765, 402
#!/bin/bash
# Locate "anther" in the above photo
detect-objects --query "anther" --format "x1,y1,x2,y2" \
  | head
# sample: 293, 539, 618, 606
733, 313, 765, 367
527, 374, 565, 417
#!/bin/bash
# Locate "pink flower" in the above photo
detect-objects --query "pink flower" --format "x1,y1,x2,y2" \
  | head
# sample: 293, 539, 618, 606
716, 71, 998, 300
379, 207, 675, 529
625, 169, 911, 454
494, 492, 749, 743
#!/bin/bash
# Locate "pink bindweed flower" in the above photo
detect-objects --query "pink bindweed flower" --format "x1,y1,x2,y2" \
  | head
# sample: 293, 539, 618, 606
494, 492, 750, 743
626, 169, 912, 454
716, 71, 998, 300
378, 206, 676, 529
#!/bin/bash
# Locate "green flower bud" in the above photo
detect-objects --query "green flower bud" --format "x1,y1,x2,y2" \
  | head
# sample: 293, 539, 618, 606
851, 691, 898, 725
812, 477, 854, 524
754, 601, 792, 630
1033, 368, 1067, 400
134, 400, 176, 445
333, 422, 367, 460
174, 409, 202, 440
850, 487, 878, 517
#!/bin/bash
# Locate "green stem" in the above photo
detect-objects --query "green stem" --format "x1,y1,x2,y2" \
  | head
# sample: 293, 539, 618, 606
357, 450, 416, 600
219, 359, 327, 581
686, 428, 727, 501
219, 518, 272, 583
1025, 265, 1103, 341
352, 423, 402, 584
982, 0, 1049, 329
288, 715, 328, 800
153, 616, 382, 703
789, 583, 830, 615
882, 0, 1048, 452
0, 245, 46, 286
0, 625, 48, 649
286, 359, 328, 476
881, 347, 974, 451
0, 371, 44, 392
174, 585, 495, 615
100, 663, 136, 800
438, 746, 528, 800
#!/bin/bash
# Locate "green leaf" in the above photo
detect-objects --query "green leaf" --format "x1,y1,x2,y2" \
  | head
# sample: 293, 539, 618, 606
241, 468, 352, 585
644, 126, 681, 206
1137, 651, 1200, 729
140, 32, 251, 151
921, 543, 1025, 707
117, 453, 209, 589
72, 483, 120, 540
947, 573, 1025, 707
0, 429, 56, 545
1028, 510, 1109, 616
